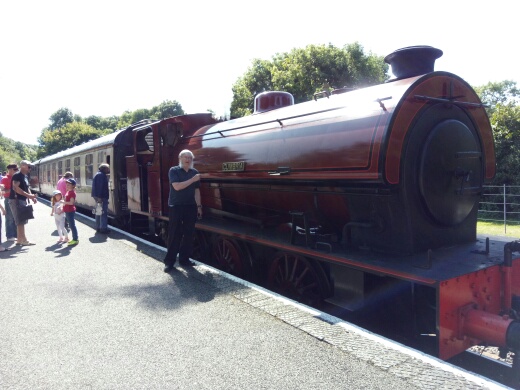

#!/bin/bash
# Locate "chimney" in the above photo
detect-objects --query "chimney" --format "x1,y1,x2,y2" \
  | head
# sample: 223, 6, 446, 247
384, 46, 443, 80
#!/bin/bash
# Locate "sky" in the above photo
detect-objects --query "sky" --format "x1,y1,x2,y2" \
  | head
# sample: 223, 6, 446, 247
1, 1, 518, 145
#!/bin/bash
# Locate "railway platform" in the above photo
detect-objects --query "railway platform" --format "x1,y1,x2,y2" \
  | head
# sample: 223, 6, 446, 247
0, 200, 511, 389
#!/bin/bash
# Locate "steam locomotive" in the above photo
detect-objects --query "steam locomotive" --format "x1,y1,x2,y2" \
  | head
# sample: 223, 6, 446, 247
32, 46, 520, 367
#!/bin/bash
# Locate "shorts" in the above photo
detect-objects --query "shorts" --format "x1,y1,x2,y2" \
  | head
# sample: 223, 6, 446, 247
9, 198, 29, 226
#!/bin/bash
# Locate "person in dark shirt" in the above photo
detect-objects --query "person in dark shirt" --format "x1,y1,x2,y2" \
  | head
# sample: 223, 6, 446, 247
163, 149, 203, 272
9, 160, 37, 246
91, 163, 110, 234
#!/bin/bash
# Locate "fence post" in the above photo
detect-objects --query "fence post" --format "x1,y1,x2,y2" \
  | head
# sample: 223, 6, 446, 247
503, 184, 507, 234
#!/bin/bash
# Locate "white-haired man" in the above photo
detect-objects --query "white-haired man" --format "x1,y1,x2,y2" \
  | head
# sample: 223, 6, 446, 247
163, 149, 203, 272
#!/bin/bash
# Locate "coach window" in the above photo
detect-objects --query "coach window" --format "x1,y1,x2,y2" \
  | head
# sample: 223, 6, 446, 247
46, 164, 51, 183
74, 157, 81, 184
52, 162, 57, 183
145, 131, 154, 152
85, 154, 93, 185
161, 123, 182, 147
65, 159, 71, 174
97, 151, 106, 165
58, 161, 63, 178
136, 128, 154, 154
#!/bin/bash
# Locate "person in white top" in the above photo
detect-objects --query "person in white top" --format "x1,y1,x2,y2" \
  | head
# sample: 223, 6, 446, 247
50, 190, 68, 243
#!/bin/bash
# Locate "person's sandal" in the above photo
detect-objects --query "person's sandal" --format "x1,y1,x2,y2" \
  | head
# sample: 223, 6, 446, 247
18, 241, 36, 246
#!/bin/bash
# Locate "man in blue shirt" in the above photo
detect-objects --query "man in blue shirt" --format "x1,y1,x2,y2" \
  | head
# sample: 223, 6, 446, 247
164, 149, 203, 272
91, 163, 110, 234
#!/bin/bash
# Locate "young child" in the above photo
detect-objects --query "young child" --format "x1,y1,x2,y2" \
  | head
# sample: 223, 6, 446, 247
50, 190, 68, 243
63, 178, 79, 246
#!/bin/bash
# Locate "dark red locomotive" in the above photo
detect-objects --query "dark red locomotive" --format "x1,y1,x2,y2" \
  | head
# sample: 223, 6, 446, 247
33, 46, 520, 367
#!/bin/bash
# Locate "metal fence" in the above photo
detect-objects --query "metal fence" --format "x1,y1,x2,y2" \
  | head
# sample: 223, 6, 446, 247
478, 185, 520, 233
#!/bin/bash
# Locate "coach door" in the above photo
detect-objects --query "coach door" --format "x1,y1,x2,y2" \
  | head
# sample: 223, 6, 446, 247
143, 127, 162, 217
126, 127, 155, 213
158, 122, 182, 215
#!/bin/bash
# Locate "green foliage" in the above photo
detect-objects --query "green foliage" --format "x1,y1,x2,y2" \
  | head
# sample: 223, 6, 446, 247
152, 100, 184, 120
117, 100, 184, 128
14, 141, 37, 162
130, 108, 152, 124
48, 108, 75, 131
37, 122, 109, 157
475, 80, 520, 186
116, 111, 134, 129
85, 115, 119, 132
116, 109, 151, 129
489, 103, 520, 185
0, 133, 37, 171
477, 221, 520, 238
474, 80, 520, 110
230, 42, 388, 118
39, 101, 184, 157
230, 59, 274, 117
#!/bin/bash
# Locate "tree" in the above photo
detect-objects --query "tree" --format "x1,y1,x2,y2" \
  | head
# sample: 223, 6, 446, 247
230, 59, 273, 118
475, 80, 520, 186
117, 108, 152, 128
474, 80, 520, 111
85, 115, 119, 132
37, 122, 109, 157
117, 111, 134, 129
489, 103, 520, 185
0, 134, 37, 170
48, 108, 75, 131
14, 141, 37, 162
151, 100, 184, 119
130, 108, 152, 124
117, 100, 185, 128
230, 43, 388, 117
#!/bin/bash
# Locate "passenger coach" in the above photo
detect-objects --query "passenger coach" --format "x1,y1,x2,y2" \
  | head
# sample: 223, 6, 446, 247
32, 132, 119, 215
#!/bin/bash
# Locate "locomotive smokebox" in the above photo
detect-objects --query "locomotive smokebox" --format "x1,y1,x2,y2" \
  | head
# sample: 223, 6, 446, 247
385, 46, 443, 79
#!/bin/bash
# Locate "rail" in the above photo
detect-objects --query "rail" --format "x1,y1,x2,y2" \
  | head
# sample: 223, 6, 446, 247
478, 185, 520, 234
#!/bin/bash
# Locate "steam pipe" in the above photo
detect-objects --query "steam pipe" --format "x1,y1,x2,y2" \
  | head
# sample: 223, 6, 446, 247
463, 309, 520, 350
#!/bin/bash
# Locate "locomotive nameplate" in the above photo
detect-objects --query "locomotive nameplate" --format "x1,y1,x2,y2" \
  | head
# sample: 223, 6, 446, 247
222, 161, 245, 172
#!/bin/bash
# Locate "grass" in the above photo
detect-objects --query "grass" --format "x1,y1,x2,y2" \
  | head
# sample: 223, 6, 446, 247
477, 221, 520, 238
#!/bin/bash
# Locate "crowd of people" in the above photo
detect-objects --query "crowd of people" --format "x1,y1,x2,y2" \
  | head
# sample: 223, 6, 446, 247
0, 161, 111, 252
1, 151, 201, 269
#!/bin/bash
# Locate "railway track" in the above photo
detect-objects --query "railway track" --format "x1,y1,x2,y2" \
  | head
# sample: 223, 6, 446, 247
450, 349, 518, 389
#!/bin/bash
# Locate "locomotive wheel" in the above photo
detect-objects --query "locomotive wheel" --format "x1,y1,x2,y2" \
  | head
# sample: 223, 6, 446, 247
267, 252, 329, 306
212, 237, 251, 278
